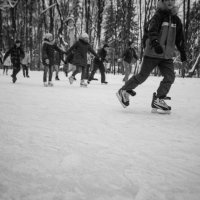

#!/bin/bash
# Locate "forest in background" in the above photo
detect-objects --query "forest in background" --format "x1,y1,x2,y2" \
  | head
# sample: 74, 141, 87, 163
0, 0, 199, 75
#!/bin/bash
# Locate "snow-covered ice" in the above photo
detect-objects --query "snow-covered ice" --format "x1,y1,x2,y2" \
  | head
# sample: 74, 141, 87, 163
0, 70, 200, 200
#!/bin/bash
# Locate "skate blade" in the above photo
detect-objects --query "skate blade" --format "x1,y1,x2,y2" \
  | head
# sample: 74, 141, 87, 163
116, 92, 127, 108
151, 108, 171, 114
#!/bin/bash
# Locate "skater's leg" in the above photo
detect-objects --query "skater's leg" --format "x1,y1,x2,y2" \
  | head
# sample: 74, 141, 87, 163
157, 59, 175, 98
48, 65, 53, 82
43, 64, 48, 82
99, 62, 106, 83
22, 64, 26, 77
121, 57, 159, 91
123, 61, 131, 82
88, 63, 98, 81
80, 66, 86, 80
72, 66, 81, 77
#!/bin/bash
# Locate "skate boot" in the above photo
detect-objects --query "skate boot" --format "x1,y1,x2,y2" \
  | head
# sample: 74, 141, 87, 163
12, 76, 17, 83
101, 81, 108, 84
126, 90, 136, 97
44, 82, 48, 87
80, 80, 87, 87
116, 89, 130, 108
55, 76, 60, 80
69, 76, 75, 84
151, 92, 171, 114
48, 81, 54, 87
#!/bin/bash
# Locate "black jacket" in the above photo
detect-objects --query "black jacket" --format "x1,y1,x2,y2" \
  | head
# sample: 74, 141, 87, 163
144, 8, 187, 61
123, 48, 138, 64
66, 38, 98, 68
42, 39, 65, 66
3, 45, 24, 64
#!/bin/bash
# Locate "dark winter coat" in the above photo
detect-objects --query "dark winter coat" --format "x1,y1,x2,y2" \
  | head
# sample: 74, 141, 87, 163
65, 38, 99, 68
93, 48, 108, 65
144, 8, 187, 61
42, 39, 65, 66
3, 45, 25, 64
123, 48, 138, 64
53, 50, 64, 66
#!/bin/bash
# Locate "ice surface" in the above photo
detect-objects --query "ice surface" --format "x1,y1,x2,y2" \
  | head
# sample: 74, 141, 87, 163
0, 71, 200, 200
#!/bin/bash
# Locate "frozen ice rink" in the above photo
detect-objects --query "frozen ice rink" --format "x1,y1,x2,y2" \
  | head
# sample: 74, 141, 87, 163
0, 71, 200, 200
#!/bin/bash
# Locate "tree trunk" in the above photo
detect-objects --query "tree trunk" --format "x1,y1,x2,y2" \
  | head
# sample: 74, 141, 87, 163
0, 10, 3, 51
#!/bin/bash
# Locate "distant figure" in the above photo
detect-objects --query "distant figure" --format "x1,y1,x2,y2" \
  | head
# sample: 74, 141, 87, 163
3, 40, 25, 83
42, 33, 66, 87
88, 44, 109, 84
66, 32, 99, 87
122, 41, 138, 82
2, 54, 11, 75
21, 51, 30, 78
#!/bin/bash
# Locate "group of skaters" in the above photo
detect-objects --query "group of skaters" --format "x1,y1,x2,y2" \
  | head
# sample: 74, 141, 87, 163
1, 0, 188, 113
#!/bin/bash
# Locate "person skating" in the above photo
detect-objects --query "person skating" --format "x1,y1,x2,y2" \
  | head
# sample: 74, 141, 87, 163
3, 40, 25, 83
2, 54, 11, 75
88, 44, 109, 84
42, 33, 66, 87
122, 41, 138, 82
21, 51, 30, 78
116, 0, 187, 113
65, 32, 99, 87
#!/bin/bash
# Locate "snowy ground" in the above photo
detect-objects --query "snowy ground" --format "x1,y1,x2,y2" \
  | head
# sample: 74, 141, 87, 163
0, 70, 200, 200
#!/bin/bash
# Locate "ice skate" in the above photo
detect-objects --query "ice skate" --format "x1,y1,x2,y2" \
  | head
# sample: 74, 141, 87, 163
69, 76, 75, 84
80, 80, 87, 87
55, 76, 60, 81
116, 89, 130, 108
48, 82, 54, 87
151, 92, 171, 114
101, 81, 108, 85
43, 82, 48, 87
12, 76, 17, 83
126, 90, 136, 97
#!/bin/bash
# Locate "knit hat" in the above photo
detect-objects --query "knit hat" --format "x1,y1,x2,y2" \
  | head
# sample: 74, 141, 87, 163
81, 32, 89, 39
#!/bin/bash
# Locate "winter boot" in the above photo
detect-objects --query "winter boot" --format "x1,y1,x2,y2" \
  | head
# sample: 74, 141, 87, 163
151, 92, 171, 114
116, 89, 130, 108
80, 80, 87, 87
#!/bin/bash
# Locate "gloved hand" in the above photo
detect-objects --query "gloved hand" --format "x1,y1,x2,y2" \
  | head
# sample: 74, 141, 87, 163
151, 40, 163, 54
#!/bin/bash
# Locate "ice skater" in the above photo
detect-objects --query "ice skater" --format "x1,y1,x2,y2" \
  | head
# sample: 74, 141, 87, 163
42, 33, 66, 87
122, 41, 138, 82
2, 54, 11, 75
3, 40, 25, 83
116, 0, 187, 113
66, 32, 100, 87
88, 44, 109, 84
21, 50, 30, 78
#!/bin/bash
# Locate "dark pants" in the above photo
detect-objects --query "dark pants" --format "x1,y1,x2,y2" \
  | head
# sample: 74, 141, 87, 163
72, 65, 86, 80
22, 64, 29, 77
12, 62, 21, 78
43, 64, 53, 82
88, 61, 105, 83
121, 57, 175, 98
3, 65, 9, 75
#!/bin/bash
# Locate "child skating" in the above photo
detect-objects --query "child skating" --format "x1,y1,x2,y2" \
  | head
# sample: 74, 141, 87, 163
65, 32, 100, 87
116, 0, 187, 114
42, 33, 66, 87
